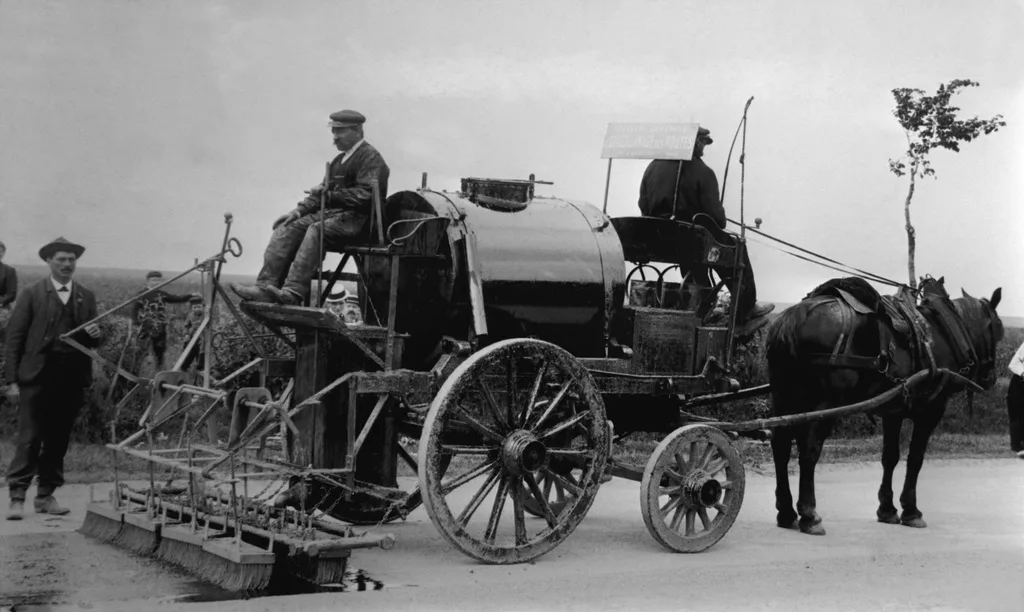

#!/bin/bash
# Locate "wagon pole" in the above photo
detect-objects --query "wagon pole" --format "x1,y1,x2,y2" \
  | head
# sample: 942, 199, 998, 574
723, 96, 754, 367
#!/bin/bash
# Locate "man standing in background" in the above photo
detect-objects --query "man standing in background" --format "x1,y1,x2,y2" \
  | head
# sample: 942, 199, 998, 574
131, 271, 199, 370
0, 241, 17, 341
4, 237, 103, 519
1007, 339, 1024, 459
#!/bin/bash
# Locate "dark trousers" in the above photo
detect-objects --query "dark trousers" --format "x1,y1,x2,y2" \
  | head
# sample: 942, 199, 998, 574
693, 247, 758, 318
1008, 375, 1024, 452
6, 361, 86, 500
138, 325, 168, 366
256, 210, 368, 298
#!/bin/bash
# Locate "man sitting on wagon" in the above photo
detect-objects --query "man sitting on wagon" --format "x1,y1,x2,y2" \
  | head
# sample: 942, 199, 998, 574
638, 126, 774, 336
231, 109, 390, 306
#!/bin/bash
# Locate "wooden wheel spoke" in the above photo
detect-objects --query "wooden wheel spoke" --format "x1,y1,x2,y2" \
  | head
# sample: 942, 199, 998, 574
669, 502, 686, 531
684, 509, 696, 536
509, 477, 529, 545
660, 495, 682, 515
665, 468, 686, 484
660, 484, 682, 497
697, 507, 711, 531
442, 460, 499, 495
720, 480, 734, 490
705, 457, 728, 476
457, 468, 502, 527
520, 360, 549, 428
541, 467, 582, 497
524, 472, 558, 527
441, 444, 497, 455
530, 379, 573, 431
475, 378, 508, 430
483, 476, 510, 544
714, 502, 728, 514
697, 443, 716, 470
536, 411, 590, 441
674, 451, 688, 472
546, 448, 592, 458
454, 410, 505, 442
506, 353, 518, 427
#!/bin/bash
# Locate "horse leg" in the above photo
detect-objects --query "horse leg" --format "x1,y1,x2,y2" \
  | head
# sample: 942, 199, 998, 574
771, 426, 798, 529
795, 420, 830, 536
876, 415, 902, 524
899, 411, 942, 528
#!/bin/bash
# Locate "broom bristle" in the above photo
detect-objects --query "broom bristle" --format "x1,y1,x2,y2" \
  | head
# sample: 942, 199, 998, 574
200, 554, 275, 592
112, 521, 160, 556
78, 510, 123, 543
157, 535, 207, 571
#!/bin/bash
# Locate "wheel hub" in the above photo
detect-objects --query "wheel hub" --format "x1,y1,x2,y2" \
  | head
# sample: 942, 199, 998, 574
682, 470, 722, 508
501, 430, 547, 475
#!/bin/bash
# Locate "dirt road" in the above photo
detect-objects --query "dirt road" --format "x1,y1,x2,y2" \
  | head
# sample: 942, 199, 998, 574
2, 458, 1022, 611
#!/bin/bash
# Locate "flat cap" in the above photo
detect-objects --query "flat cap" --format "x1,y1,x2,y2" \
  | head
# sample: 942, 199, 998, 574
146, 270, 163, 280
189, 295, 204, 305
328, 110, 366, 128
697, 126, 713, 144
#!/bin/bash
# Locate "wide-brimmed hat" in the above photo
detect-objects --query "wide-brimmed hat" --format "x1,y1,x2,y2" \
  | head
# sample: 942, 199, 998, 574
39, 236, 85, 261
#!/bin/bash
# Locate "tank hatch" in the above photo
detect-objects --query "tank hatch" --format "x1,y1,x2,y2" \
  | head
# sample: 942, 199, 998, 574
460, 176, 553, 212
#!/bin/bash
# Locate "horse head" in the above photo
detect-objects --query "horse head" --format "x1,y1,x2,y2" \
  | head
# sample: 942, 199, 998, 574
944, 287, 1004, 390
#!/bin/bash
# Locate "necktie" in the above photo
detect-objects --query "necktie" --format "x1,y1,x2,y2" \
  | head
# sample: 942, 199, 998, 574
58, 286, 69, 292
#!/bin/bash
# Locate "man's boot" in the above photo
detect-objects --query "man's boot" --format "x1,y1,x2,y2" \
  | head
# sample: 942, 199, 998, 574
34, 495, 71, 516
229, 283, 277, 302
6, 499, 24, 521
265, 286, 303, 306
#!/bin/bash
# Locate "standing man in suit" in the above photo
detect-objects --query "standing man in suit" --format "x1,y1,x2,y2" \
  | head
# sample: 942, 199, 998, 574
4, 237, 103, 519
230, 109, 390, 306
0, 240, 17, 342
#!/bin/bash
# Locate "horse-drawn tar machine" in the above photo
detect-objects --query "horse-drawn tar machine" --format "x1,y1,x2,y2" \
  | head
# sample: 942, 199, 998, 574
68, 115, 1002, 592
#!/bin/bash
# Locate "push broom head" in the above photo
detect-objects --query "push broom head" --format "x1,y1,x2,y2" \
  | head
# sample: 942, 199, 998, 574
113, 511, 162, 556
199, 538, 276, 592
288, 546, 350, 586
78, 502, 124, 543
157, 524, 207, 573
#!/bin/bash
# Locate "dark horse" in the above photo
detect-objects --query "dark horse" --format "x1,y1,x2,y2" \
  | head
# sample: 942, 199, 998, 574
765, 276, 1003, 535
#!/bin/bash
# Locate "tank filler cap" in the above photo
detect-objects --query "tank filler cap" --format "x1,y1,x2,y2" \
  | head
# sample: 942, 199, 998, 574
460, 177, 553, 213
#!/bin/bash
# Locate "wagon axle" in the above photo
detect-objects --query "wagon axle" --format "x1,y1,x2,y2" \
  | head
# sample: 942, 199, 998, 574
501, 431, 547, 476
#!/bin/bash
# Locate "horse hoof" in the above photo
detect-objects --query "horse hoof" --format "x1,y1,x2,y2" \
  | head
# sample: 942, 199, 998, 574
877, 513, 900, 525
901, 516, 927, 528
799, 521, 826, 536
777, 518, 799, 530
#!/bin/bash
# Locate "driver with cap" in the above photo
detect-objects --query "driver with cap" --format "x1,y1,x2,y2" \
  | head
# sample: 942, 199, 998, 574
231, 109, 390, 306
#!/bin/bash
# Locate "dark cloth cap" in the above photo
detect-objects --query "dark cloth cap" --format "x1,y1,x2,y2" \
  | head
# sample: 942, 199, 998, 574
146, 270, 163, 280
328, 109, 366, 128
189, 295, 204, 305
39, 236, 85, 261
698, 126, 713, 144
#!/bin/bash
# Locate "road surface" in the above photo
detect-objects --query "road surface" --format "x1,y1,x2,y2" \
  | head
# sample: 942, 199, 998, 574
2, 458, 1022, 611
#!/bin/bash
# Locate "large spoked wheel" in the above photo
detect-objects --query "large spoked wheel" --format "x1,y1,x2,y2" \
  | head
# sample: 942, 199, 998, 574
641, 424, 745, 553
418, 338, 609, 564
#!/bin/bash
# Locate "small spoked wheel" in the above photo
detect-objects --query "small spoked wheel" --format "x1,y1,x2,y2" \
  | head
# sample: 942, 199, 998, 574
641, 424, 745, 553
418, 338, 609, 564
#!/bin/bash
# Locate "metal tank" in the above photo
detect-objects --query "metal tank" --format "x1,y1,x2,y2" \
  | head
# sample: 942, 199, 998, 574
360, 178, 625, 365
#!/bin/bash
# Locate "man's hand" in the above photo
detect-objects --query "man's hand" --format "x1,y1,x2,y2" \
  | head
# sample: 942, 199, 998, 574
305, 184, 325, 196
5, 383, 19, 403
273, 209, 302, 230
84, 323, 101, 339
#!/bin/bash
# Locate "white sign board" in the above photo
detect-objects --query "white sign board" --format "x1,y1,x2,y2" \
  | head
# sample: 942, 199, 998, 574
600, 122, 700, 161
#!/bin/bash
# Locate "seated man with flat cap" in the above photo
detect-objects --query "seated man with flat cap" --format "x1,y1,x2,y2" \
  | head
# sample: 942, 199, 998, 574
638, 126, 774, 335
231, 109, 390, 306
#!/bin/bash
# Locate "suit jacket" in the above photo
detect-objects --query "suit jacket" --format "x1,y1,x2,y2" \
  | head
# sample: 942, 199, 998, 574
0, 262, 16, 308
4, 278, 102, 387
296, 142, 390, 217
638, 157, 726, 229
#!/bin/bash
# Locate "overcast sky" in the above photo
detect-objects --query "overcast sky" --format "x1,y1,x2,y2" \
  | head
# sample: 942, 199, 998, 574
1, 0, 1021, 314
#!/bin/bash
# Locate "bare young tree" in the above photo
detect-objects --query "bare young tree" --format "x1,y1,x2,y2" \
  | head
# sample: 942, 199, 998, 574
888, 79, 1005, 289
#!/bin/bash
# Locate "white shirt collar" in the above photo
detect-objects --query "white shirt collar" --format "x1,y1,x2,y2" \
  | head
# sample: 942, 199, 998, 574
51, 277, 73, 292
341, 139, 365, 164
